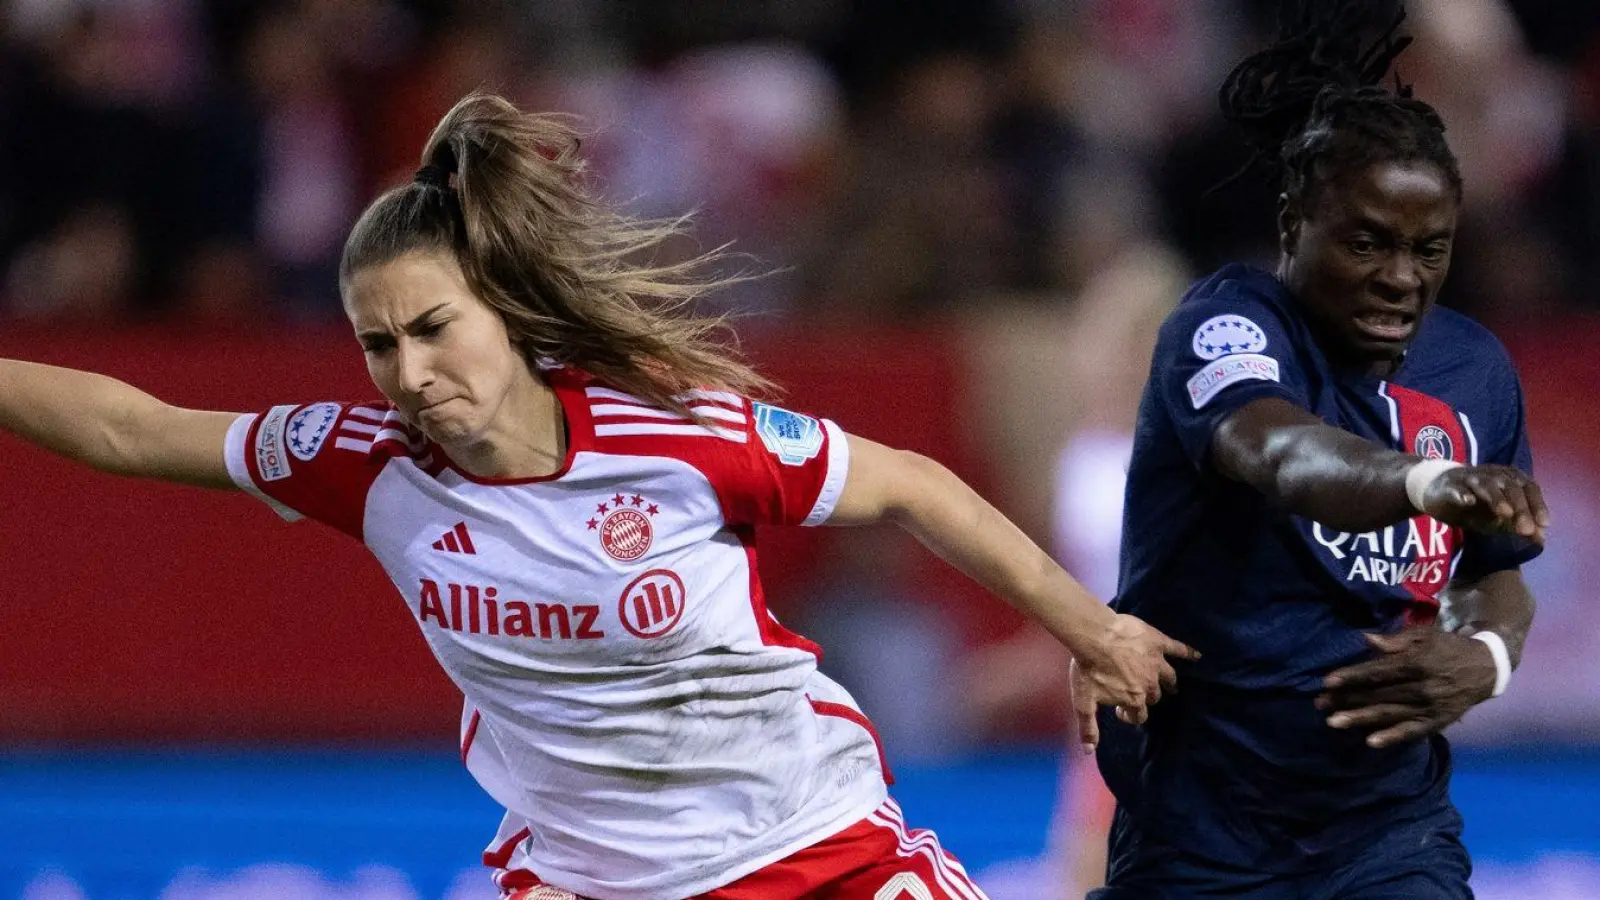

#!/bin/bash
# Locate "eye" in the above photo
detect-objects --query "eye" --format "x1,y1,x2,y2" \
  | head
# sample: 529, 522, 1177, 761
1345, 238, 1378, 257
416, 320, 449, 339
1417, 244, 1450, 264
360, 337, 394, 355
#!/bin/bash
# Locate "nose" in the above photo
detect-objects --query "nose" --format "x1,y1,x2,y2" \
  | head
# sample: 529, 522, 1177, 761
1374, 252, 1422, 298
395, 340, 435, 396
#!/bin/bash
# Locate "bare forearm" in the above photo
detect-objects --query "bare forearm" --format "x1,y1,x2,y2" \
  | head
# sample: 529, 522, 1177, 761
886, 454, 1115, 654
0, 358, 160, 473
1214, 398, 1417, 532
1439, 569, 1535, 668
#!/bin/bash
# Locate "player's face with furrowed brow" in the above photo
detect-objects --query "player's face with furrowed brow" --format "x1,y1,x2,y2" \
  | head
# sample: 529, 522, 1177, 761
343, 250, 532, 445
1279, 160, 1459, 375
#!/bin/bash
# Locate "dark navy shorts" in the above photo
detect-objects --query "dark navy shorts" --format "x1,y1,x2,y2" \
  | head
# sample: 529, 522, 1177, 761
1086, 800, 1472, 900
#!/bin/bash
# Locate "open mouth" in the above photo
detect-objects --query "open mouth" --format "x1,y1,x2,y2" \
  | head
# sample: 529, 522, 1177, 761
1352, 310, 1416, 343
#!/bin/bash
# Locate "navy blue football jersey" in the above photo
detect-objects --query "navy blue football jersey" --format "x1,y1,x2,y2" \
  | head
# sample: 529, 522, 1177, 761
1099, 263, 1541, 872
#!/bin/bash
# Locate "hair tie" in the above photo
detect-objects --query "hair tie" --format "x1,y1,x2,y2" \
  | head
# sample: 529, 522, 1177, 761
415, 164, 451, 189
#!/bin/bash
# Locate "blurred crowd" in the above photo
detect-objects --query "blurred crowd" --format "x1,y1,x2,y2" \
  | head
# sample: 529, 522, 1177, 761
1, 0, 1598, 327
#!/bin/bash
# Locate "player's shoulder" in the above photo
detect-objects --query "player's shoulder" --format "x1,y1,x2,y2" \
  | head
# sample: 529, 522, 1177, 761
1158, 263, 1302, 361
1165, 264, 1297, 332
1416, 305, 1517, 373
567, 369, 756, 464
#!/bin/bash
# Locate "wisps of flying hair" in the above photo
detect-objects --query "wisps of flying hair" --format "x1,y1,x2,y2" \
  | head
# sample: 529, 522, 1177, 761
1213, 0, 1417, 194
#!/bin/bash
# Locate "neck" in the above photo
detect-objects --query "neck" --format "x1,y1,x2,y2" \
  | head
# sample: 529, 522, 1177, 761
448, 370, 568, 479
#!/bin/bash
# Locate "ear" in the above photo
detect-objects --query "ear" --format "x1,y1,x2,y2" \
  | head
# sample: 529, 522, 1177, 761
1277, 192, 1301, 258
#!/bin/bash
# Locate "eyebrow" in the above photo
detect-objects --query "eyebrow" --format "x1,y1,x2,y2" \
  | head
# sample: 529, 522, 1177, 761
356, 303, 451, 342
1348, 216, 1454, 242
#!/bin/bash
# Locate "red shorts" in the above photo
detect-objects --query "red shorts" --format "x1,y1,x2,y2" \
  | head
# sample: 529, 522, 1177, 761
504, 798, 990, 900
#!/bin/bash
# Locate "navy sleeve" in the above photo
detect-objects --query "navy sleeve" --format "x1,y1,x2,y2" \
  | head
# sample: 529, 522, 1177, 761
1154, 290, 1311, 468
1455, 362, 1543, 579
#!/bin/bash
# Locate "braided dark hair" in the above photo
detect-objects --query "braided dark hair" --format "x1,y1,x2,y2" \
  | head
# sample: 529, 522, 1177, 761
1218, 0, 1462, 210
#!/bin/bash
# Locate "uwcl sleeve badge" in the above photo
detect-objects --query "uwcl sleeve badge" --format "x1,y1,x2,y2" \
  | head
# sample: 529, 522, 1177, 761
752, 402, 824, 466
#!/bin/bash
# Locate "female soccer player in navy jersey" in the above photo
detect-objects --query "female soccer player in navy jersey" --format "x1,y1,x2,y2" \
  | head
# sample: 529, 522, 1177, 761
1085, 3, 1549, 898
0, 93, 1196, 900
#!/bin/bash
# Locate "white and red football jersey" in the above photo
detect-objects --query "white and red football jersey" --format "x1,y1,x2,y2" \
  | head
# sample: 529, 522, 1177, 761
221, 368, 892, 900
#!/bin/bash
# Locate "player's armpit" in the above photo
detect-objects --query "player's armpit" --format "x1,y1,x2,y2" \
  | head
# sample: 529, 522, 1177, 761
112, 402, 241, 490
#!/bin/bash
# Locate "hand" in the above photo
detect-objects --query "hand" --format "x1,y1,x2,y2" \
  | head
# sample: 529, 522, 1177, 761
1420, 465, 1549, 544
1317, 629, 1497, 748
1070, 614, 1199, 753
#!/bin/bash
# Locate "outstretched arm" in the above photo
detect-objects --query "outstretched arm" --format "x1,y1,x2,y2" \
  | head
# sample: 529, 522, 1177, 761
828, 432, 1198, 743
1214, 397, 1542, 746
0, 358, 238, 488
1212, 397, 1546, 540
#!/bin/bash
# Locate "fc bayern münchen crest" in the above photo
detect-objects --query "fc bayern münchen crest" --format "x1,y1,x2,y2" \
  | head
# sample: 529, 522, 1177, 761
1414, 425, 1454, 460
587, 493, 661, 562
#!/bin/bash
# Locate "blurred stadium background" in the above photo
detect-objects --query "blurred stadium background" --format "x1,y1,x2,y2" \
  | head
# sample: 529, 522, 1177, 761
1, 0, 1598, 897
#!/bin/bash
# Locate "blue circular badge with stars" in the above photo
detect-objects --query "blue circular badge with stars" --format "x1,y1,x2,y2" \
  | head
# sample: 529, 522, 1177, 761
1192, 315, 1269, 360
288, 402, 341, 461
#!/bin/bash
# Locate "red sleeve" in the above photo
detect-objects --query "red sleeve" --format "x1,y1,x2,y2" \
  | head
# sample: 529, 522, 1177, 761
580, 385, 850, 528
223, 401, 393, 541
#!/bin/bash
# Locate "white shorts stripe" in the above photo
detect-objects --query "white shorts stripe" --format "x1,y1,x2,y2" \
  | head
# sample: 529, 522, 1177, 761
867, 812, 981, 900
874, 801, 988, 900
593, 423, 746, 442
882, 799, 978, 881
338, 419, 383, 435
334, 436, 371, 453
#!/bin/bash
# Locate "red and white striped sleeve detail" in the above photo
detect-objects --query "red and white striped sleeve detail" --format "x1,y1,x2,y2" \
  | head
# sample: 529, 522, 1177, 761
222, 401, 394, 540
582, 385, 850, 528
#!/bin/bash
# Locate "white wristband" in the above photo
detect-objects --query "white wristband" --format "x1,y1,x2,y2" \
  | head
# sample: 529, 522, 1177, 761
1470, 631, 1512, 698
1404, 459, 1463, 513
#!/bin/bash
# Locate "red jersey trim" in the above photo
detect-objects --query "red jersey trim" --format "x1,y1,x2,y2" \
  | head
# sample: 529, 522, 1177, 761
483, 827, 533, 869
736, 525, 823, 660
807, 696, 895, 786
461, 709, 482, 766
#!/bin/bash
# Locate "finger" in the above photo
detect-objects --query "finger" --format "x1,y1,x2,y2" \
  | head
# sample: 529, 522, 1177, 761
1366, 718, 1439, 749
1322, 682, 1430, 710
1467, 476, 1515, 530
1499, 478, 1538, 540
1077, 709, 1099, 754
1115, 704, 1148, 725
1162, 636, 1201, 661
1526, 480, 1550, 530
1158, 659, 1179, 695
1324, 658, 1417, 690
1326, 702, 1421, 730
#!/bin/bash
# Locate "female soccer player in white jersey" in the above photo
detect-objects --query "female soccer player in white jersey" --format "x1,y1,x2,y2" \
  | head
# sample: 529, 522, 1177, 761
0, 93, 1196, 900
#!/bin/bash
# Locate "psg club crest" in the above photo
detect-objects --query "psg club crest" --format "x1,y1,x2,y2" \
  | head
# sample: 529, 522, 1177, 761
1414, 425, 1454, 460
587, 493, 660, 562
618, 569, 686, 638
